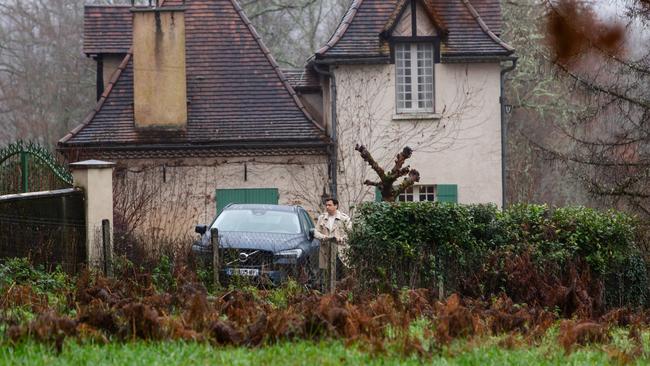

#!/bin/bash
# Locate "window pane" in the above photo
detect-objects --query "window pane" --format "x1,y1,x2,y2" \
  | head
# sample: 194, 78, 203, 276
395, 44, 412, 113
418, 185, 435, 202
398, 186, 414, 202
416, 44, 434, 112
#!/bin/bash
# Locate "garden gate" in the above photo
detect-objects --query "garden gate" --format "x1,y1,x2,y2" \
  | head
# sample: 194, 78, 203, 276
0, 140, 73, 195
0, 141, 85, 273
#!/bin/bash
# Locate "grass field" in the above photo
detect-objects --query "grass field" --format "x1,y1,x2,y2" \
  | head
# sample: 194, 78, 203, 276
2, 329, 647, 366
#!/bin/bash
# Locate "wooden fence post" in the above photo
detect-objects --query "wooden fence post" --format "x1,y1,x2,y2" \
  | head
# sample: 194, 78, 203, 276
328, 239, 337, 294
436, 256, 444, 300
102, 219, 113, 277
211, 228, 219, 287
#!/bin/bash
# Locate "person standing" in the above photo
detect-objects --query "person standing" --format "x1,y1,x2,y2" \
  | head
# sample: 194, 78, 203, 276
314, 197, 352, 270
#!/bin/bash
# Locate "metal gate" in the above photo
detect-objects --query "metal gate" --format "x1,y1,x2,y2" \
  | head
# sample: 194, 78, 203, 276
0, 141, 83, 273
0, 140, 73, 195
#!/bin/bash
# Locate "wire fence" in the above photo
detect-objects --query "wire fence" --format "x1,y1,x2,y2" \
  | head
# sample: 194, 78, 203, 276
0, 188, 86, 274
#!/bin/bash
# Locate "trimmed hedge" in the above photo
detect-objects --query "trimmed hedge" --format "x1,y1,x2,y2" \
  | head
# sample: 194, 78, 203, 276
347, 203, 648, 308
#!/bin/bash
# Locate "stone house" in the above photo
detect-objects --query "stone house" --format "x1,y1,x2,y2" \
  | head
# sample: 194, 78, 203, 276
298, 0, 515, 209
58, 0, 514, 241
58, 0, 330, 241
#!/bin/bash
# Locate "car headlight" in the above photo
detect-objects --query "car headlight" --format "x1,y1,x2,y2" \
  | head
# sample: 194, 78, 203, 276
275, 249, 303, 257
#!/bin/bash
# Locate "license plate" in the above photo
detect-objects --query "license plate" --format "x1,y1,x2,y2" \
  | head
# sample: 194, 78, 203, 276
226, 268, 259, 276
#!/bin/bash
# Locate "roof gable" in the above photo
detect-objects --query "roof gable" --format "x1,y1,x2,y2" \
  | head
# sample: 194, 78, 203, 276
382, 0, 448, 38
316, 0, 513, 61
63, 0, 326, 151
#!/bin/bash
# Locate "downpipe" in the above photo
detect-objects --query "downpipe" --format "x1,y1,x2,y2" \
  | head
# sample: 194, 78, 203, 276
500, 57, 518, 209
312, 62, 338, 199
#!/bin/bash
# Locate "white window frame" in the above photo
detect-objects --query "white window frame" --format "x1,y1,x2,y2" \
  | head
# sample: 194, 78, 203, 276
397, 185, 436, 202
395, 42, 435, 114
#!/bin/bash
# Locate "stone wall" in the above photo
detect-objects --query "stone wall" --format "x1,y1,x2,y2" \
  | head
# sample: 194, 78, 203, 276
112, 154, 329, 245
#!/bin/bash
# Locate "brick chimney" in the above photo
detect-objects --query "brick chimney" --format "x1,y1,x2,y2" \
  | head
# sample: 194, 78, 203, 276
132, 7, 187, 129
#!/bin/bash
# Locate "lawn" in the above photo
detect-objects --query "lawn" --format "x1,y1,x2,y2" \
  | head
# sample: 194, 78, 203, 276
2, 329, 646, 366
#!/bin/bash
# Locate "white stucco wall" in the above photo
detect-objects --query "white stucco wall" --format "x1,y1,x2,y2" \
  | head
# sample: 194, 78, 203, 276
113, 154, 328, 243
71, 161, 115, 268
333, 62, 502, 208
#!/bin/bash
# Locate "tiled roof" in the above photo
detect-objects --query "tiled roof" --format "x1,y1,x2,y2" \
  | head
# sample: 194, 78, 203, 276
282, 68, 321, 92
83, 5, 133, 55
67, 146, 327, 161
61, 0, 327, 152
316, 0, 513, 61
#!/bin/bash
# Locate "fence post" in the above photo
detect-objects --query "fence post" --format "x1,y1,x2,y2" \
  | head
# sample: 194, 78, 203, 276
20, 151, 28, 193
327, 239, 337, 294
211, 228, 219, 286
436, 255, 444, 300
70, 160, 115, 270
102, 219, 113, 277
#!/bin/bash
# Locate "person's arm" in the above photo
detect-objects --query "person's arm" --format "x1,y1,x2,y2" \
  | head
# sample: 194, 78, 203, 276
313, 215, 329, 240
313, 229, 327, 240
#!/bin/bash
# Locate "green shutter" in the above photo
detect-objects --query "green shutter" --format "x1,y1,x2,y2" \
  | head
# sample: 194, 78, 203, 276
216, 188, 279, 214
375, 187, 383, 202
436, 184, 458, 203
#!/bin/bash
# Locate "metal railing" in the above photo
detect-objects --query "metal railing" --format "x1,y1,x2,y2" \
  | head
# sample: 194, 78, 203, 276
0, 188, 85, 273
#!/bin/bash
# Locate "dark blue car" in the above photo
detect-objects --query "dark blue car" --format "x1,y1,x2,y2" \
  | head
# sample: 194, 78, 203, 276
192, 204, 320, 286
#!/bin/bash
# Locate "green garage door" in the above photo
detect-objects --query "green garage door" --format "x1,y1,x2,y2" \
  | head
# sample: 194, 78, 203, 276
216, 188, 279, 214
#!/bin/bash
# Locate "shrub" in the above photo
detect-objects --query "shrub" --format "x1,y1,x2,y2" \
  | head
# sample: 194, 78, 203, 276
347, 203, 648, 309
0, 257, 71, 294
152, 255, 176, 292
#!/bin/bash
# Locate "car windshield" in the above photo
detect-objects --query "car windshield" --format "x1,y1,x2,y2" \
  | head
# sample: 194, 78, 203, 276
212, 209, 301, 234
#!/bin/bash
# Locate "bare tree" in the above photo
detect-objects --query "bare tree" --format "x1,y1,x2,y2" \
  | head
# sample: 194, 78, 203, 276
501, 0, 588, 205
503, 0, 650, 219
241, 0, 351, 67
0, 0, 95, 147
355, 144, 420, 202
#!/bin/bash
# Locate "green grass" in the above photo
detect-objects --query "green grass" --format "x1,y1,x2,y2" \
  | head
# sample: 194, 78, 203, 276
1, 333, 647, 366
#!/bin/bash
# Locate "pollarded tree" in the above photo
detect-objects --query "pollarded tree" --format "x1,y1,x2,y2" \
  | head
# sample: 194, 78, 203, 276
355, 144, 420, 202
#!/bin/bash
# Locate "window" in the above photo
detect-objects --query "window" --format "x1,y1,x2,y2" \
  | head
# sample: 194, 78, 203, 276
376, 184, 457, 203
397, 185, 436, 202
419, 185, 435, 202
397, 187, 415, 202
395, 43, 434, 114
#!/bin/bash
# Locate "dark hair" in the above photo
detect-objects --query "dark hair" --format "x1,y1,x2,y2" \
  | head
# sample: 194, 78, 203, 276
324, 197, 339, 206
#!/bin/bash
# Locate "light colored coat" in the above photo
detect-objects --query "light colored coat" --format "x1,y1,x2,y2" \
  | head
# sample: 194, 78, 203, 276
314, 210, 352, 268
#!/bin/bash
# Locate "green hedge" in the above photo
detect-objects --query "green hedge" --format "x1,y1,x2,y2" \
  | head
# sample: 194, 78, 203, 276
347, 203, 648, 308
